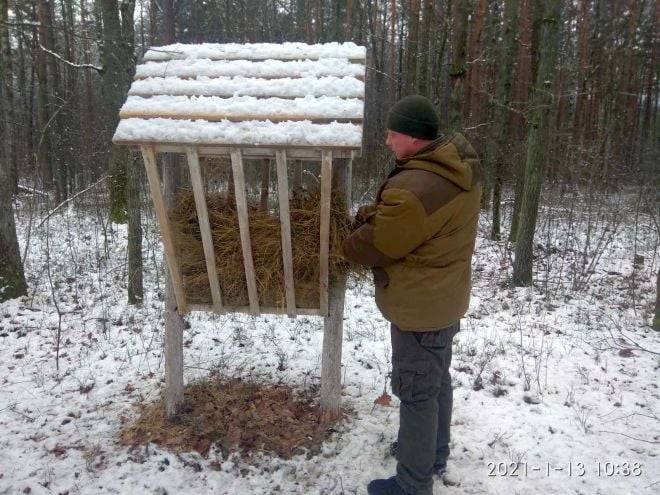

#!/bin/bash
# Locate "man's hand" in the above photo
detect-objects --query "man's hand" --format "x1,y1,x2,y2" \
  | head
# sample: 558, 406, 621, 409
353, 204, 377, 229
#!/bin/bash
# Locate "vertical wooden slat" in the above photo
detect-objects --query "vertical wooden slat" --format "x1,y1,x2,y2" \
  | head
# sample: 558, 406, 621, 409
230, 148, 260, 314
275, 150, 296, 317
319, 150, 333, 316
186, 147, 224, 314
141, 145, 187, 314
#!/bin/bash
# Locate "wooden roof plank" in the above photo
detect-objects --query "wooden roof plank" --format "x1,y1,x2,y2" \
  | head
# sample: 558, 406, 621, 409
135, 58, 365, 79
127, 75, 364, 99
119, 111, 363, 124
113, 119, 363, 150
142, 42, 366, 63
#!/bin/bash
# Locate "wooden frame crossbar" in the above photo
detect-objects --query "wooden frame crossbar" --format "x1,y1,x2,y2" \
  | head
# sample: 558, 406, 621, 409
186, 147, 224, 314
319, 151, 333, 316
188, 304, 323, 316
275, 150, 297, 317
230, 148, 260, 314
140, 145, 187, 315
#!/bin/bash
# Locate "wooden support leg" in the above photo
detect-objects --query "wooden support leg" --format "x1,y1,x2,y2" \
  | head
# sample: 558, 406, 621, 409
164, 266, 184, 420
320, 273, 347, 423
161, 152, 185, 420
320, 157, 351, 423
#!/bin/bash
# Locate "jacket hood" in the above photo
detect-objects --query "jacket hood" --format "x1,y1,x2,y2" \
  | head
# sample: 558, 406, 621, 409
394, 133, 478, 191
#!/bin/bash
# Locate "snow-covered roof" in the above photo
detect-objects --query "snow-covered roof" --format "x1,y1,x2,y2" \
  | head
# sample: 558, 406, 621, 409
112, 42, 366, 151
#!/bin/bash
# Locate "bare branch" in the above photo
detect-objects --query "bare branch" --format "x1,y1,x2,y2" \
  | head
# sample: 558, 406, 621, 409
37, 175, 108, 228
39, 43, 103, 72
366, 65, 397, 83
598, 430, 660, 444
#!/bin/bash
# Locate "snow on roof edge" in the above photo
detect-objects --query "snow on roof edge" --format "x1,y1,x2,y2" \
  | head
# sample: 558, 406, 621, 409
143, 42, 367, 62
113, 118, 363, 149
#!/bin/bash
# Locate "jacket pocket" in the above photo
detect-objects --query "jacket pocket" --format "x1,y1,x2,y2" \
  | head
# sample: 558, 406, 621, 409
392, 359, 431, 402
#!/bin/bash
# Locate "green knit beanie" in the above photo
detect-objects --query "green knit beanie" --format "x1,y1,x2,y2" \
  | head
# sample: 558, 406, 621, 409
386, 95, 439, 140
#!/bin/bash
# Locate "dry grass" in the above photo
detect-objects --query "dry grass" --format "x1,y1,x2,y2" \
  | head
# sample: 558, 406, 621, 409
120, 377, 332, 459
169, 187, 365, 307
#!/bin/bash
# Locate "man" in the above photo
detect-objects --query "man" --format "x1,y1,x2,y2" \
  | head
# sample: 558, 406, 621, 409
342, 95, 481, 495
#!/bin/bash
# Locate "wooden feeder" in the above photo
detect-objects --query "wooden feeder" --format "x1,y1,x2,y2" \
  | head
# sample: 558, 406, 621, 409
112, 42, 365, 421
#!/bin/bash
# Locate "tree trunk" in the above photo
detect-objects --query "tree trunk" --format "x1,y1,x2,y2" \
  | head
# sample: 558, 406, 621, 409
1, 0, 16, 192
162, 0, 175, 42
0, 0, 27, 301
449, 0, 469, 131
639, 0, 657, 163
464, 0, 486, 126
417, 0, 434, 96
406, 0, 421, 94
654, 269, 660, 331
35, 1, 54, 192
80, 0, 96, 178
150, 0, 158, 44
490, 0, 518, 240
508, 0, 533, 242
513, 0, 563, 286
0, 166, 26, 302
100, 0, 141, 304
389, 0, 396, 86
126, 148, 143, 304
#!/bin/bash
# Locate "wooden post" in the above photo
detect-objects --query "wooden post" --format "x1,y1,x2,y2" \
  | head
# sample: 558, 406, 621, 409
319, 150, 333, 316
160, 151, 185, 420
275, 150, 297, 317
320, 156, 351, 423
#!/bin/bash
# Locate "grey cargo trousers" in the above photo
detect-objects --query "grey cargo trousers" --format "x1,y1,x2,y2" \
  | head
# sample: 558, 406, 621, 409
391, 320, 459, 495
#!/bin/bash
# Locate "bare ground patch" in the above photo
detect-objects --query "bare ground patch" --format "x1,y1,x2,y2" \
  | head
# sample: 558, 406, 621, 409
120, 376, 335, 460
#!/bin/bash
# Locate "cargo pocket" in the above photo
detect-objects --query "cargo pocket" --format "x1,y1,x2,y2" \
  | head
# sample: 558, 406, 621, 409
391, 359, 431, 403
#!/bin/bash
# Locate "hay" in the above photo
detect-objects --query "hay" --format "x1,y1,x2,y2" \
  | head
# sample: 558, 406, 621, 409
119, 377, 331, 459
169, 187, 363, 308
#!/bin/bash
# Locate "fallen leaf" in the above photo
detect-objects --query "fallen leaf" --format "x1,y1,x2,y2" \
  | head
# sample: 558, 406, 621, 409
618, 348, 634, 358
374, 392, 392, 407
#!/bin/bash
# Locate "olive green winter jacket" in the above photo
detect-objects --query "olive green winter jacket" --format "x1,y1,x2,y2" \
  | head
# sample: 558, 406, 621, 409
342, 133, 481, 331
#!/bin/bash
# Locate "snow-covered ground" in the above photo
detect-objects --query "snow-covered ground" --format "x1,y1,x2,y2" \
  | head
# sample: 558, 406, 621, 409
1, 190, 658, 495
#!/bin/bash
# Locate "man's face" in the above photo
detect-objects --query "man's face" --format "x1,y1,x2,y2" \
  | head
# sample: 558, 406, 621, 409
386, 129, 418, 159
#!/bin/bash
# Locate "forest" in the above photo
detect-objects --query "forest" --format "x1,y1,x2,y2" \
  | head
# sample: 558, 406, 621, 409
1, 0, 658, 311
0, 1, 659, 494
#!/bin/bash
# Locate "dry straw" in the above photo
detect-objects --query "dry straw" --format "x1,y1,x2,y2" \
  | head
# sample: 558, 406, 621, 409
169, 187, 365, 308
120, 376, 331, 459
